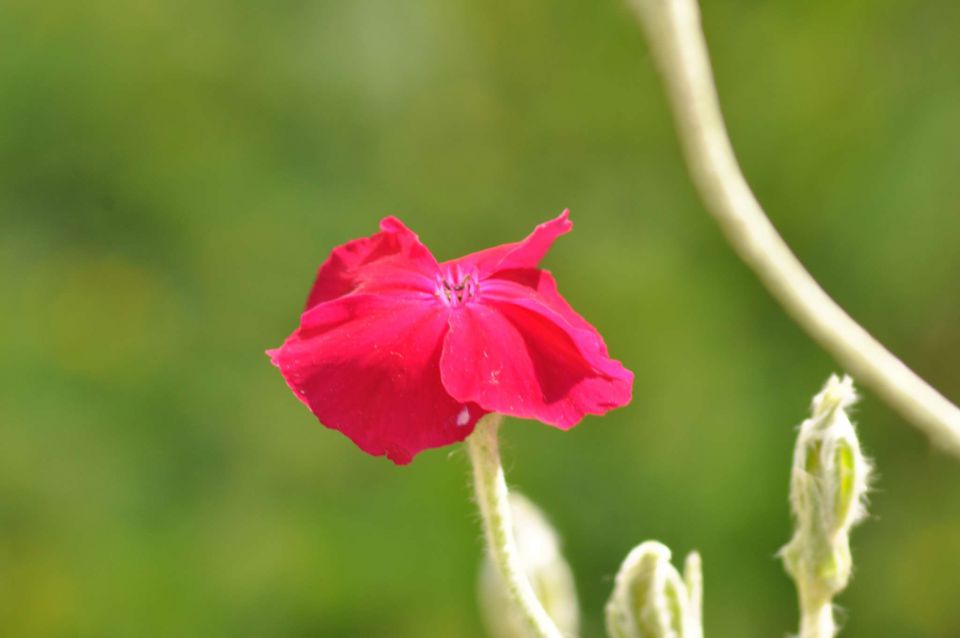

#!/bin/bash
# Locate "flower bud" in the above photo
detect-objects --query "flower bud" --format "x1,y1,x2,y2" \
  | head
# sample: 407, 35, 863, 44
781, 374, 872, 610
605, 541, 704, 638
478, 492, 579, 638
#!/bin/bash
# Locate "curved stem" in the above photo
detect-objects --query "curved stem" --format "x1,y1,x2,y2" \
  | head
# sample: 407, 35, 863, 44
628, 0, 960, 458
466, 414, 563, 638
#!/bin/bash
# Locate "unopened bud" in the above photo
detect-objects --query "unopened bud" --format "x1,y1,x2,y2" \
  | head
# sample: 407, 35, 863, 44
605, 541, 704, 638
479, 492, 579, 638
781, 375, 872, 615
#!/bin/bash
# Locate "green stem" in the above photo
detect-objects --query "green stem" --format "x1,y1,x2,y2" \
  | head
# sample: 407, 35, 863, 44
628, 0, 960, 457
466, 414, 563, 638
798, 592, 835, 638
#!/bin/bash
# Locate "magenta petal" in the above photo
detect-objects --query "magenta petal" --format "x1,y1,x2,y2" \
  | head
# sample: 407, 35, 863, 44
304, 216, 439, 310
439, 295, 633, 429
269, 294, 485, 464
445, 210, 572, 277
484, 269, 614, 356
270, 210, 634, 464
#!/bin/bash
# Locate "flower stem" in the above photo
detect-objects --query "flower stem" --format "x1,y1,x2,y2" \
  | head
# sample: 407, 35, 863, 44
466, 414, 563, 638
627, 0, 960, 458
798, 594, 836, 638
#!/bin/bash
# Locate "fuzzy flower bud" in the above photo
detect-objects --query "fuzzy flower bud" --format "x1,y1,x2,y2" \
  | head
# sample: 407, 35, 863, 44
478, 492, 579, 638
781, 374, 872, 637
605, 541, 704, 638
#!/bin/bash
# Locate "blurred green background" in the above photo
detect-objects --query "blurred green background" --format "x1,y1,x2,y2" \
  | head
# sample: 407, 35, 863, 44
2, 0, 959, 636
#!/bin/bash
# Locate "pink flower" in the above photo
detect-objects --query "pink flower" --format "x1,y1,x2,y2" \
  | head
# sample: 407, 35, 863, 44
268, 211, 633, 464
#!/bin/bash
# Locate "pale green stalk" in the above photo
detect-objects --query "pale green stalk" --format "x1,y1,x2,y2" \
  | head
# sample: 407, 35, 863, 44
467, 414, 564, 638
479, 492, 580, 638
782, 375, 872, 638
798, 594, 835, 638
682, 552, 703, 638
605, 541, 704, 638
628, 0, 960, 458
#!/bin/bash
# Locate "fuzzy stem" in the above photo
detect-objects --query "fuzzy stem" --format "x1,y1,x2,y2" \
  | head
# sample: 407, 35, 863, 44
799, 594, 836, 638
466, 414, 563, 638
628, 0, 960, 458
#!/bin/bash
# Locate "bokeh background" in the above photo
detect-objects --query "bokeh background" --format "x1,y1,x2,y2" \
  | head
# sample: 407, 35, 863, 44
2, 0, 960, 636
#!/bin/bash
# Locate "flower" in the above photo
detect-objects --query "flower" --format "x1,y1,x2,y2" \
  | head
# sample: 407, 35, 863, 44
267, 210, 633, 464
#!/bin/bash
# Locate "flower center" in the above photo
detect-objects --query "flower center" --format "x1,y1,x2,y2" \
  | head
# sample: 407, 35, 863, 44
436, 267, 479, 307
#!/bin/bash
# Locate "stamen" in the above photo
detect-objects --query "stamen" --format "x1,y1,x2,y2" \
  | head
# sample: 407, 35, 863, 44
435, 268, 480, 307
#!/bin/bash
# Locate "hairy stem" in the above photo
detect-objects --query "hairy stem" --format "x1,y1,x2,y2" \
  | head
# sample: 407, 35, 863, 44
799, 594, 836, 638
466, 414, 563, 638
628, 0, 960, 457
